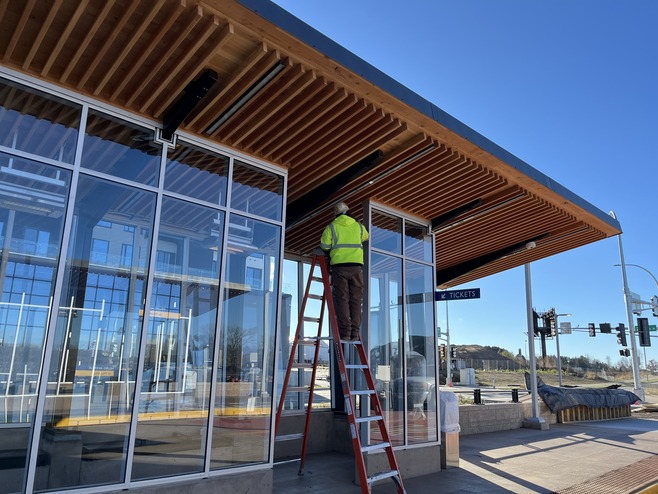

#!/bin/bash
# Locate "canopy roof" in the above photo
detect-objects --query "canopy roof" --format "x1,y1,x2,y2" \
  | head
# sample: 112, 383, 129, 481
0, 0, 620, 287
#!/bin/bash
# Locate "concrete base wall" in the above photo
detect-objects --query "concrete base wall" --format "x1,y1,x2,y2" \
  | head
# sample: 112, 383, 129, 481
458, 402, 556, 436
106, 468, 272, 494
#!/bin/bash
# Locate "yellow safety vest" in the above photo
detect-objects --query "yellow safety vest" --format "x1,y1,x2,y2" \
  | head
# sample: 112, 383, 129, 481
320, 214, 369, 265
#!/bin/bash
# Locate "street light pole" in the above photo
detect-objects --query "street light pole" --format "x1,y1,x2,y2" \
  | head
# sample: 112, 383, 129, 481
609, 211, 644, 400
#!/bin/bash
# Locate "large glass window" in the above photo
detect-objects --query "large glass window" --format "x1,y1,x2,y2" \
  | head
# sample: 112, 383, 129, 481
164, 142, 228, 205
367, 206, 436, 447
368, 253, 403, 446
131, 197, 224, 480
82, 110, 161, 186
211, 214, 280, 469
404, 261, 437, 444
231, 160, 283, 221
0, 156, 71, 493
0, 74, 286, 492
0, 79, 80, 164
34, 176, 156, 491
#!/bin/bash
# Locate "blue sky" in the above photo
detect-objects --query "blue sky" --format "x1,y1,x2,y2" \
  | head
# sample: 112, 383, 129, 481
271, 1, 658, 364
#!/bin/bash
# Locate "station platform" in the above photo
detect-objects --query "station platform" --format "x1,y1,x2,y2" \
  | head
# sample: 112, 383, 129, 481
273, 416, 658, 493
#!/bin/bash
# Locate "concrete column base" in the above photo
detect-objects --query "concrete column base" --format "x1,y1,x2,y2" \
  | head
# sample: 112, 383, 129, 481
522, 417, 549, 430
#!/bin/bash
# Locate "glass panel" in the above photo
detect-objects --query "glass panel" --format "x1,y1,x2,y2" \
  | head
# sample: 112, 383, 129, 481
0, 157, 71, 493
165, 142, 228, 205
0, 78, 80, 164
211, 214, 280, 469
368, 253, 403, 446
132, 198, 224, 480
82, 110, 161, 186
404, 261, 437, 444
34, 175, 156, 491
371, 210, 401, 254
404, 221, 432, 263
230, 160, 283, 221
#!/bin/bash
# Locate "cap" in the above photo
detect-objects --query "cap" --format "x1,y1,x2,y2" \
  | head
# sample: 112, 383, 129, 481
333, 201, 349, 215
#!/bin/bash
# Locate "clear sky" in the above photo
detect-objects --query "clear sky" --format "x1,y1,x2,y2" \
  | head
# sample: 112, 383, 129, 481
271, 1, 658, 365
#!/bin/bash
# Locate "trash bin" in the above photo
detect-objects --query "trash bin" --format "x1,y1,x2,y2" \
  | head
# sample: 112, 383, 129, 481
439, 392, 460, 469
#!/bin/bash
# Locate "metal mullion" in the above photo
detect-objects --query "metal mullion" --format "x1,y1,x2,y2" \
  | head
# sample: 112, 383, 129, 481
203, 155, 234, 472
24, 104, 88, 494
266, 168, 287, 465
122, 137, 168, 486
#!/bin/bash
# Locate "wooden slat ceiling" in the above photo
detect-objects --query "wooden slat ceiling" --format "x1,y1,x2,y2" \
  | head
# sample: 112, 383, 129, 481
0, 0, 620, 288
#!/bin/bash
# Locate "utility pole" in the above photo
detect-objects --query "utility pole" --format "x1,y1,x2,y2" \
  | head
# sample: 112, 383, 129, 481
609, 211, 644, 400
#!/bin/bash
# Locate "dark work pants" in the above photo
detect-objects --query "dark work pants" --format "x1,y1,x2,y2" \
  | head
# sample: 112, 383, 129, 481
331, 264, 364, 338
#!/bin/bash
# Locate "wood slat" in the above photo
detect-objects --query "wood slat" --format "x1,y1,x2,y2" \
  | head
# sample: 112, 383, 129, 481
2, 0, 37, 62
93, 0, 167, 96
110, 0, 187, 101
125, 5, 204, 107
140, 14, 221, 113
153, 21, 234, 117
22, 0, 63, 69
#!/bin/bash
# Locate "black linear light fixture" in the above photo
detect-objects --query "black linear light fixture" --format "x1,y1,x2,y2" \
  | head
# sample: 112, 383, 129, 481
162, 69, 218, 142
204, 60, 287, 135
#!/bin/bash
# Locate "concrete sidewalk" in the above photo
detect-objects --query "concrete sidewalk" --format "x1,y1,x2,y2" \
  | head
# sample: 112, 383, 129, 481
273, 417, 658, 493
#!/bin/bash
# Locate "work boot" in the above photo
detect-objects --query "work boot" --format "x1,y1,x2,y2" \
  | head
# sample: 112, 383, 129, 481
350, 331, 360, 341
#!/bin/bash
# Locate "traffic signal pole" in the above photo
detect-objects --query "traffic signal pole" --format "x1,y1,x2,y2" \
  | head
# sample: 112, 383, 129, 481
610, 211, 644, 400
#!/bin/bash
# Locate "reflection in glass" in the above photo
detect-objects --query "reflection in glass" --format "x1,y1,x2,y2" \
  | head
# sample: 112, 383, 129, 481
404, 221, 432, 263
165, 142, 228, 205
0, 157, 71, 492
368, 253, 403, 446
0, 78, 80, 164
82, 110, 161, 186
231, 161, 283, 221
404, 262, 437, 444
371, 211, 401, 254
132, 197, 224, 480
34, 175, 156, 491
211, 214, 280, 469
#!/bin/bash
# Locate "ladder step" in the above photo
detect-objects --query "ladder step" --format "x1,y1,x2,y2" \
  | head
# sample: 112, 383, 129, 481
276, 433, 305, 442
350, 389, 375, 396
355, 415, 383, 424
303, 316, 321, 323
345, 364, 368, 369
368, 470, 401, 484
311, 276, 323, 282
297, 338, 319, 345
361, 442, 391, 453
308, 294, 323, 300
293, 363, 314, 368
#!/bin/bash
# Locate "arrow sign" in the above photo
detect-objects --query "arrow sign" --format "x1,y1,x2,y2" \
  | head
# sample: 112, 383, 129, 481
435, 288, 481, 301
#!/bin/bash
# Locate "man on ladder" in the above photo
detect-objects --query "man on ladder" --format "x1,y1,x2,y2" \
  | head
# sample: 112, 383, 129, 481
320, 201, 369, 341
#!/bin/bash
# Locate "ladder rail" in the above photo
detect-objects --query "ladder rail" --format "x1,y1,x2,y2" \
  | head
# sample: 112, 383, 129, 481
298, 259, 327, 470
275, 256, 320, 435
276, 254, 405, 493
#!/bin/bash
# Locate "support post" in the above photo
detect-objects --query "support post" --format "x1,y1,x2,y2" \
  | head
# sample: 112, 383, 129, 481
522, 263, 548, 430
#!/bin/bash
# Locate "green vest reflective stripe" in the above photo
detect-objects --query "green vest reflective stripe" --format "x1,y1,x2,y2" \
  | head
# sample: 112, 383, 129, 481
320, 215, 369, 265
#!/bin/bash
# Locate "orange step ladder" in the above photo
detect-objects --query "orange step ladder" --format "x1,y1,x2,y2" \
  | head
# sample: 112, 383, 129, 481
275, 254, 405, 493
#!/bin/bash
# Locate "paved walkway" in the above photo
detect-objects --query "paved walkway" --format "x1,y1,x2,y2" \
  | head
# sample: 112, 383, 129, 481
273, 417, 658, 493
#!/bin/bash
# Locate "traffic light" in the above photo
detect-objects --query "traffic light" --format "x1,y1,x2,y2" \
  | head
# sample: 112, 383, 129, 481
652, 295, 658, 318
619, 349, 630, 357
439, 344, 446, 359
451, 347, 457, 359
532, 310, 541, 336
542, 313, 556, 337
599, 323, 612, 334
638, 317, 652, 347
616, 324, 627, 346
588, 323, 596, 337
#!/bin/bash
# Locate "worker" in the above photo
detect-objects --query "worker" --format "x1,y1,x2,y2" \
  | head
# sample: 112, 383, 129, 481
320, 201, 369, 341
